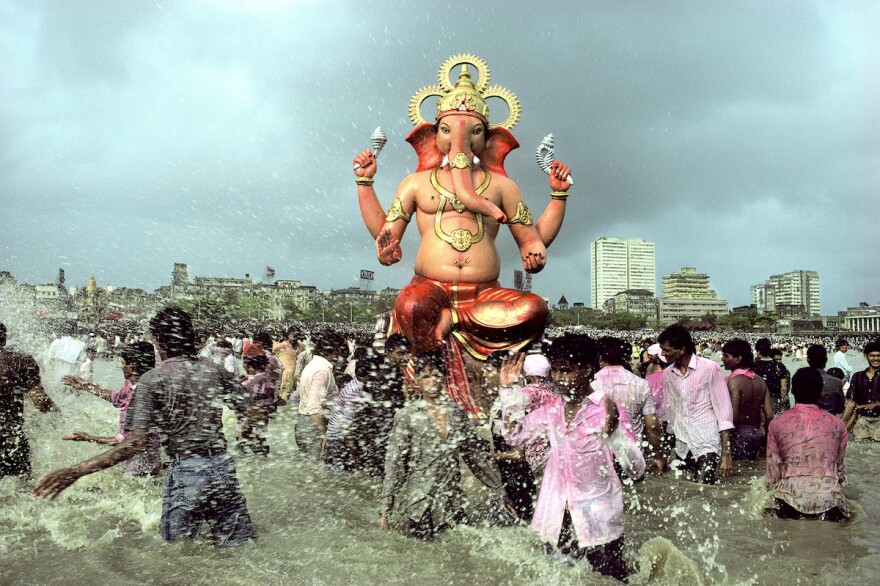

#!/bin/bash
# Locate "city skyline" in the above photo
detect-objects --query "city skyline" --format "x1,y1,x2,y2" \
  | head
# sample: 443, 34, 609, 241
3, 2, 878, 315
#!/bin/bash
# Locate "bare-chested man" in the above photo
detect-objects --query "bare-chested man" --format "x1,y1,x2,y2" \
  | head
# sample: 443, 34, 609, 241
722, 338, 774, 461
0, 322, 57, 479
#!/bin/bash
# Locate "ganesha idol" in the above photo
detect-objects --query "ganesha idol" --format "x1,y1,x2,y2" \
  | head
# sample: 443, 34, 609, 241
353, 54, 572, 417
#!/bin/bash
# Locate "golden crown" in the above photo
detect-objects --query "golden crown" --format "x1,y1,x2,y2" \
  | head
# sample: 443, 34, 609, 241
408, 54, 521, 130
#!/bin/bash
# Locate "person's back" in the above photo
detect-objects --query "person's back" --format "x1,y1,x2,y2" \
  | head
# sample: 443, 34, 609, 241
733, 374, 769, 427
0, 347, 41, 477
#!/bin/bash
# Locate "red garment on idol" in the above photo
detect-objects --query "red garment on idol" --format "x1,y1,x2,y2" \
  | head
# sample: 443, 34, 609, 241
393, 275, 548, 359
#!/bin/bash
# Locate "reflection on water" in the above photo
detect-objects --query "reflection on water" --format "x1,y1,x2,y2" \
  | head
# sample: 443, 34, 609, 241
1, 355, 879, 585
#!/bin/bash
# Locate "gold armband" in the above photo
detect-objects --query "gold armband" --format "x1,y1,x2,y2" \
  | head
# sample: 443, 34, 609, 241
550, 191, 569, 200
385, 199, 412, 223
507, 201, 533, 225
355, 176, 375, 186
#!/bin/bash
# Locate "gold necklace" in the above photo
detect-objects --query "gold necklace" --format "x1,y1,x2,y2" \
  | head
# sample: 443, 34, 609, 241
431, 169, 491, 252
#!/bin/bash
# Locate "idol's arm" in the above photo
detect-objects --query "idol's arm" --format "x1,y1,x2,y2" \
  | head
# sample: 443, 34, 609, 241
353, 149, 384, 239
535, 160, 572, 248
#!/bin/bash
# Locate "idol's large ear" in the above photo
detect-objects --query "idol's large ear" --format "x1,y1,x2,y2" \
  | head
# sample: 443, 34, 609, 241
482, 127, 520, 178
405, 123, 443, 172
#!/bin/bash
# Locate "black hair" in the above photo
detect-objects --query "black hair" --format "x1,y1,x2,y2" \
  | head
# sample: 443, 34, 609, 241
864, 340, 880, 355
119, 341, 156, 376
826, 367, 845, 380
244, 353, 269, 372
544, 333, 598, 370
285, 326, 306, 344
806, 344, 828, 369
150, 306, 197, 358
251, 331, 273, 348
792, 367, 823, 405
755, 338, 772, 357
412, 350, 446, 376
312, 330, 346, 357
597, 336, 629, 366
770, 347, 784, 358
658, 324, 696, 355
722, 338, 754, 370
0, 322, 6, 346
385, 333, 411, 352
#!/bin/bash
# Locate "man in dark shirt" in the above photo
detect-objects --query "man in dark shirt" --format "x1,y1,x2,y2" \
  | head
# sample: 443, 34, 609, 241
0, 322, 56, 478
806, 344, 845, 415
843, 340, 880, 441
754, 338, 790, 415
34, 307, 254, 547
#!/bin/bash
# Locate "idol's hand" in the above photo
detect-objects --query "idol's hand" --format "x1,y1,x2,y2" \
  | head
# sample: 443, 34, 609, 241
521, 249, 546, 274
376, 227, 402, 266
353, 149, 377, 178
549, 160, 572, 192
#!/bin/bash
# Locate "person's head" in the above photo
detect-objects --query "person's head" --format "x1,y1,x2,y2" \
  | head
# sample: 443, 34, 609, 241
523, 353, 551, 381
312, 330, 347, 362
150, 306, 197, 359
285, 326, 307, 347
243, 343, 268, 374
721, 338, 754, 371
412, 350, 446, 400
84, 348, 97, 359
864, 340, 880, 371
754, 338, 772, 358
0, 322, 6, 347
384, 333, 412, 369
771, 348, 784, 362
658, 324, 695, 365
826, 367, 846, 384
806, 344, 828, 369
250, 331, 273, 349
597, 336, 629, 367
646, 343, 666, 365
355, 351, 382, 382
119, 341, 155, 379
791, 367, 823, 405
836, 338, 849, 352
544, 334, 598, 399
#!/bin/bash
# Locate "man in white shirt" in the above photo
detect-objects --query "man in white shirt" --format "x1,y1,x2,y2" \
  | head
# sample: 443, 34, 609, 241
832, 339, 854, 383
295, 330, 345, 461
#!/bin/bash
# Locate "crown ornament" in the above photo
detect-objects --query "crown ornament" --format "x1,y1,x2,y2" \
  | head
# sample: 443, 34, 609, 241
408, 54, 521, 130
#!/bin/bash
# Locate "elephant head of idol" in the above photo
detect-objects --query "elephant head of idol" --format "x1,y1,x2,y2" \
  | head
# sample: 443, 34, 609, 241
406, 54, 522, 224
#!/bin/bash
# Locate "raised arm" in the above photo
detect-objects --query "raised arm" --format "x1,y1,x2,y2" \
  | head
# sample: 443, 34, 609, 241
534, 160, 572, 247
353, 150, 385, 239
61, 374, 112, 402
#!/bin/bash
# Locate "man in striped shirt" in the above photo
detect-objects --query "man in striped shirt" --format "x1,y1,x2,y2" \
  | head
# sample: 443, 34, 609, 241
659, 325, 734, 484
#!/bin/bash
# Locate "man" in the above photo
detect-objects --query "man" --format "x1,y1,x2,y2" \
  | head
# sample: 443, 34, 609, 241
34, 307, 255, 547
766, 368, 849, 521
659, 324, 734, 484
0, 322, 57, 479
595, 336, 665, 474
754, 338, 790, 415
805, 344, 845, 416
502, 333, 644, 582
295, 330, 344, 461
721, 339, 774, 460
831, 339, 854, 383
842, 340, 880, 440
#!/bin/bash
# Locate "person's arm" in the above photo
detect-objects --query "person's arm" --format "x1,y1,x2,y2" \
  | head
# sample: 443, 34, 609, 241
779, 365, 790, 402
761, 393, 775, 435
28, 384, 57, 412
727, 378, 742, 425
60, 375, 113, 402
63, 431, 117, 445
643, 413, 666, 474
378, 410, 411, 529
459, 411, 504, 494
706, 364, 734, 477
838, 424, 848, 485
603, 397, 647, 480
33, 429, 150, 499
842, 399, 858, 429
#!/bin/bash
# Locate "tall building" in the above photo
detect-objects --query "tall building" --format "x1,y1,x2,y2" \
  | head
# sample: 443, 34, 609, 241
663, 267, 718, 300
752, 270, 820, 317
590, 236, 656, 309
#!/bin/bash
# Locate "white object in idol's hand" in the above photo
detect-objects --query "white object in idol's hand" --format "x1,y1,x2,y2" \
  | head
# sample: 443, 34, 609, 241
354, 126, 387, 170
535, 133, 574, 185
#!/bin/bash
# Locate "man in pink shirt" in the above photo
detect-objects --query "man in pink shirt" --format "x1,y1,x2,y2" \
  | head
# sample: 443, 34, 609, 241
502, 333, 644, 582
659, 324, 734, 484
766, 367, 850, 521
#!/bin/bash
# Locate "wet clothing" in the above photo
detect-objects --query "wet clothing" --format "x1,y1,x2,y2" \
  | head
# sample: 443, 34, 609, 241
0, 349, 41, 478
594, 365, 655, 439
519, 381, 556, 472
816, 369, 845, 416
381, 399, 504, 530
680, 451, 719, 485
730, 424, 764, 460
754, 358, 790, 414
393, 275, 548, 359
161, 453, 254, 547
850, 369, 880, 418
554, 511, 628, 581
111, 379, 161, 476
490, 400, 536, 521
852, 416, 880, 441
766, 403, 849, 517
125, 355, 254, 546
503, 390, 645, 549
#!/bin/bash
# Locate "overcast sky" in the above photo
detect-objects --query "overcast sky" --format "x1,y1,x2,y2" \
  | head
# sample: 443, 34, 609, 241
2, 0, 878, 314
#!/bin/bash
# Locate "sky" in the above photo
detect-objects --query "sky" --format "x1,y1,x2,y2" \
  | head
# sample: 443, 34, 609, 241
1, 0, 878, 314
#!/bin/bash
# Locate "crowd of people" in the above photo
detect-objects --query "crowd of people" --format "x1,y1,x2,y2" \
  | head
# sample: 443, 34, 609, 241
1, 309, 879, 581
